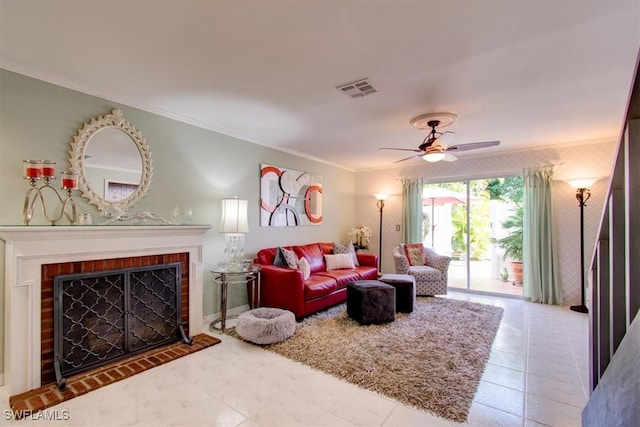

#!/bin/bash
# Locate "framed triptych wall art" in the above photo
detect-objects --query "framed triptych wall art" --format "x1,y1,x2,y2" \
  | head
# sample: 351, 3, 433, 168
260, 164, 323, 226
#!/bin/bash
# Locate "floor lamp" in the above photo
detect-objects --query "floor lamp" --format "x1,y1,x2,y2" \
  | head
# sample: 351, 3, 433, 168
568, 179, 595, 314
374, 194, 389, 273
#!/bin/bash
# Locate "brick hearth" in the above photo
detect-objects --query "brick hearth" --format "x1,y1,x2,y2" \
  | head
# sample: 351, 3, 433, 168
9, 333, 220, 419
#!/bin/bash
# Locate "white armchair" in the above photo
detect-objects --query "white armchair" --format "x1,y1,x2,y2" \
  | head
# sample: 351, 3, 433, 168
392, 245, 451, 295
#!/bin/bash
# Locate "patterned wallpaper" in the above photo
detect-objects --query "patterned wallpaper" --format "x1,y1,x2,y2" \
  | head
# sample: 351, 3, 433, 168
355, 140, 618, 306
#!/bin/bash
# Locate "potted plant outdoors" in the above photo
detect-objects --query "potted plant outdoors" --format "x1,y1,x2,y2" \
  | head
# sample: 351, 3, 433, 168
493, 205, 523, 284
499, 268, 509, 282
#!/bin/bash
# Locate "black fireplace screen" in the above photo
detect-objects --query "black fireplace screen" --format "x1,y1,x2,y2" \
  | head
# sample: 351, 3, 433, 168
53, 262, 185, 388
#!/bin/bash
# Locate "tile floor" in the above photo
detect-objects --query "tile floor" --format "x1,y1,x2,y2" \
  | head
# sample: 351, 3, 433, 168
1, 292, 589, 426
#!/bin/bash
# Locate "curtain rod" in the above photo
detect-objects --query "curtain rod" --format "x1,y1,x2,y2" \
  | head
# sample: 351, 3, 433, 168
524, 162, 565, 171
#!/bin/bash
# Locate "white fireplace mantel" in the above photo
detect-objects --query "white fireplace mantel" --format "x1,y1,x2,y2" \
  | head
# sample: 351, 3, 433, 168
0, 225, 210, 396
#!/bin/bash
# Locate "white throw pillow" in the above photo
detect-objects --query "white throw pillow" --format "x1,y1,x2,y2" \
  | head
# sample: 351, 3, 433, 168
297, 257, 311, 280
324, 253, 355, 271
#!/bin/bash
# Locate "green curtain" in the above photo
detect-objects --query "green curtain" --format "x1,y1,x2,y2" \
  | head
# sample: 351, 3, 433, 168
402, 178, 423, 243
523, 166, 563, 304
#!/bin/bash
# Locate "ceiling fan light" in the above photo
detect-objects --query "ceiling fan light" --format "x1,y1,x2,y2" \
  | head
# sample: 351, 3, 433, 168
423, 152, 446, 162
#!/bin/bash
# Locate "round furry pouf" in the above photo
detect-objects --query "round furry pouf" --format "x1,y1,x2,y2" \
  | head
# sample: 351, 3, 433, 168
236, 307, 296, 345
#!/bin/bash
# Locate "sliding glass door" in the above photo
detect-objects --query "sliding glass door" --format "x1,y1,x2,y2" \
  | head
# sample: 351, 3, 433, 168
422, 182, 468, 291
467, 180, 513, 295
423, 176, 523, 297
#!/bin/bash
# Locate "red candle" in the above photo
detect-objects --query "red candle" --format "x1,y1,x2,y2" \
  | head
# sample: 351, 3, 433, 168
61, 178, 76, 189
61, 172, 77, 190
26, 167, 42, 178
23, 160, 42, 179
42, 161, 56, 178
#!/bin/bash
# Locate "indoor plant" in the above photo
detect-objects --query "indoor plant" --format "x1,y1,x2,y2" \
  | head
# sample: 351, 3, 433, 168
348, 224, 372, 251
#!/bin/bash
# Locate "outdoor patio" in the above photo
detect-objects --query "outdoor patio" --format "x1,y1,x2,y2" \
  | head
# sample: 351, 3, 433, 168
447, 259, 523, 297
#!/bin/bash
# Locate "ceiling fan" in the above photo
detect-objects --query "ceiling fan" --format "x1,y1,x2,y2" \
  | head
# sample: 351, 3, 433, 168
380, 113, 500, 163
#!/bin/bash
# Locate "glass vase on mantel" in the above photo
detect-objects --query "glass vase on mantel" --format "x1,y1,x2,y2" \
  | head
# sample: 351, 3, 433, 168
172, 201, 192, 225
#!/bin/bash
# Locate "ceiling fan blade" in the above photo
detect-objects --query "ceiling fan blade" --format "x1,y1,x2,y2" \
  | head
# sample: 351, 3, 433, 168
393, 153, 424, 163
437, 131, 455, 147
380, 147, 423, 152
442, 153, 457, 162
446, 140, 500, 153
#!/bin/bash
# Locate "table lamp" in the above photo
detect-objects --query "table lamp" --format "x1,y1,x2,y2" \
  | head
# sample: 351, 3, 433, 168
220, 197, 249, 271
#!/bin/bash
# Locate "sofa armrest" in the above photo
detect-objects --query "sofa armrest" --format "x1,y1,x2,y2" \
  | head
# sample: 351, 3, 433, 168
257, 264, 306, 317
356, 253, 378, 268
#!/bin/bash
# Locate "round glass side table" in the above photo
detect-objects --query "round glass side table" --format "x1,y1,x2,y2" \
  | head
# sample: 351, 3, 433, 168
209, 266, 261, 332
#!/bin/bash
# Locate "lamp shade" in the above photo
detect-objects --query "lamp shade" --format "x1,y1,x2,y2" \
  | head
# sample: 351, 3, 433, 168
220, 198, 249, 233
567, 178, 597, 189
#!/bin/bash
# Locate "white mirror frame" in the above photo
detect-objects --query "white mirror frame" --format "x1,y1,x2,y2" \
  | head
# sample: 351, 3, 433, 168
69, 109, 153, 213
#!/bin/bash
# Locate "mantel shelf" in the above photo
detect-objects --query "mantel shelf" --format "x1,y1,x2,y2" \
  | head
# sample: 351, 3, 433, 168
0, 224, 211, 244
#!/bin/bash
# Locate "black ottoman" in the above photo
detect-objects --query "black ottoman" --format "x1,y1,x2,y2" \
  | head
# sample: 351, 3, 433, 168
379, 273, 416, 313
347, 280, 395, 325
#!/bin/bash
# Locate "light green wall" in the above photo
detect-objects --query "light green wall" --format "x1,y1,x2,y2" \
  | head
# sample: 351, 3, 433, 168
0, 69, 356, 378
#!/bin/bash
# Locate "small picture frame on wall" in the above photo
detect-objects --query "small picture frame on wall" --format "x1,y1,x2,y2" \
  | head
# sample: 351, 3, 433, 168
105, 180, 138, 202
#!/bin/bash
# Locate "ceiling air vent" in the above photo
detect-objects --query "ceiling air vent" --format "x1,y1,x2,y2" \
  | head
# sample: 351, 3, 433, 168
336, 78, 379, 98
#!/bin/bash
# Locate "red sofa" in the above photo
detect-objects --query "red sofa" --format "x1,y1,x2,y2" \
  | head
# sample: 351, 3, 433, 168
255, 242, 378, 319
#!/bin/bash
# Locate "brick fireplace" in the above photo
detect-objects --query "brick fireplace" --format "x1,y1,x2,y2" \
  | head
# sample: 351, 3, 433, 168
0, 225, 210, 397
41, 253, 190, 387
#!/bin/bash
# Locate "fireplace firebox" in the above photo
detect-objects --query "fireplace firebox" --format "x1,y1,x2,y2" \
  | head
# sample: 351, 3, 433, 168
53, 262, 191, 389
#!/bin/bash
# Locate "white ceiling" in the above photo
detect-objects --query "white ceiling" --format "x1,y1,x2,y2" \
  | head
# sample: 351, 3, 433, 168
1, 0, 639, 171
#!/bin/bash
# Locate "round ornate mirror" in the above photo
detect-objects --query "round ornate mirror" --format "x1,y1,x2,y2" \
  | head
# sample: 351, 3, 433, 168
69, 109, 152, 213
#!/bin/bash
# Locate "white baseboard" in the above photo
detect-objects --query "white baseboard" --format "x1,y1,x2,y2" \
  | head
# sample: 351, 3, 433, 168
202, 304, 250, 328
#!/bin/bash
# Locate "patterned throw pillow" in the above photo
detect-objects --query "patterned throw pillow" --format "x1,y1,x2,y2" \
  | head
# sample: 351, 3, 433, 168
324, 254, 355, 271
280, 247, 299, 269
404, 243, 426, 266
272, 247, 289, 267
333, 242, 359, 266
297, 257, 311, 280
